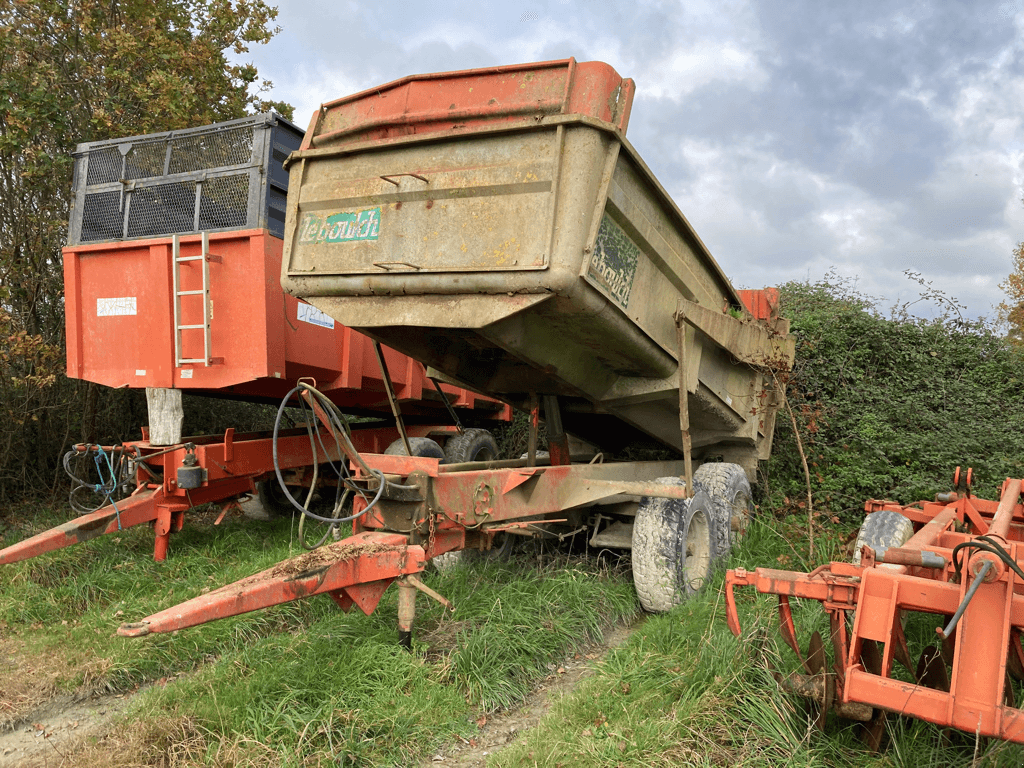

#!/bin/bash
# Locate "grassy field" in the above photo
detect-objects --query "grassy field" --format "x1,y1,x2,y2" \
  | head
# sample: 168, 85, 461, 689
1, 499, 1024, 767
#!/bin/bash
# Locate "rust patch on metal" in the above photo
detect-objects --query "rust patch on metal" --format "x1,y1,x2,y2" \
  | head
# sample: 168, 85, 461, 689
267, 541, 399, 580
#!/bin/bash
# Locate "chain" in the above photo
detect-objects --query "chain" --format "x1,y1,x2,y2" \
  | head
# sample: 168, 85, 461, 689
427, 505, 437, 556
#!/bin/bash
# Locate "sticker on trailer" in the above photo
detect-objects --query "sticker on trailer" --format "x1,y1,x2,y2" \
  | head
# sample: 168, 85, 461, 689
180, 369, 193, 379
297, 302, 335, 329
588, 214, 639, 310
97, 297, 137, 316
298, 207, 381, 244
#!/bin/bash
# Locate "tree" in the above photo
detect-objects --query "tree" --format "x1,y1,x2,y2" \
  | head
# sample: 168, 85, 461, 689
998, 240, 1024, 344
0, 0, 289, 500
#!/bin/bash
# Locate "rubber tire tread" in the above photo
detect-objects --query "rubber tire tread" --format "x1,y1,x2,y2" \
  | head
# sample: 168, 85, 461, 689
257, 479, 298, 518
632, 478, 716, 612
693, 463, 752, 560
462, 531, 519, 563
852, 509, 914, 565
444, 428, 499, 464
384, 437, 445, 459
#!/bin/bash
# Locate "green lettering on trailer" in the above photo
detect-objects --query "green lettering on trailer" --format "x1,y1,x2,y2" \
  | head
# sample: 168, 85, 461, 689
299, 207, 381, 244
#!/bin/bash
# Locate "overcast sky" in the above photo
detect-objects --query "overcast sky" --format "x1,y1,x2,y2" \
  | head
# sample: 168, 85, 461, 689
235, 0, 1024, 321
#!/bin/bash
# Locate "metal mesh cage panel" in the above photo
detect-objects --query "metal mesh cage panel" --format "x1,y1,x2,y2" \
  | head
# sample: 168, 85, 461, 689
169, 125, 255, 174
198, 175, 249, 231
81, 191, 124, 242
70, 113, 301, 244
86, 148, 122, 185
127, 181, 197, 239
125, 141, 168, 180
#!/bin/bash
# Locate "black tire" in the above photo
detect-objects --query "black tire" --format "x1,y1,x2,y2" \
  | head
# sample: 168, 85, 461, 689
693, 462, 753, 560
462, 531, 519, 563
444, 428, 499, 464
257, 479, 300, 518
631, 478, 716, 612
384, 437, 445, 459
852, 509, 914, 565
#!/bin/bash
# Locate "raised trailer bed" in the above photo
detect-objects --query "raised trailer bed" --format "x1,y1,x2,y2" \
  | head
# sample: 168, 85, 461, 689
64, 112, 509, 420
725, 471, 1024, 746
280, 58, 793, 477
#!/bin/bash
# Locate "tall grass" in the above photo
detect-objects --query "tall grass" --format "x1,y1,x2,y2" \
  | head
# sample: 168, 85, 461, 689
493, 516, 1024, 768
0, 508, 638, 766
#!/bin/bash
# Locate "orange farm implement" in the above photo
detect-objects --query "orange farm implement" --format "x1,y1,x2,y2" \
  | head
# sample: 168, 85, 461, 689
726, 470, 1024, 746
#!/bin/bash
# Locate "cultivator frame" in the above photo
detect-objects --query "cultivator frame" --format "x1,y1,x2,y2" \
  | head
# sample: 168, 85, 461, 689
726, 472, 1024, 744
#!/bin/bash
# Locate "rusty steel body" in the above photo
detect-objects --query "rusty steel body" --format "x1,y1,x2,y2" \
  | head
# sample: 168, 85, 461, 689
726, 478, 1024, 743
279, 58, 794, 478
0, 422, 461, 565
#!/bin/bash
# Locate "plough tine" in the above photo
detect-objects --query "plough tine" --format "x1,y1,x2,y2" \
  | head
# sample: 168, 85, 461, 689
0, 487, 163, 565
915, 646, 949, 692
118, 531, 426, 637
778, 595, 808, 670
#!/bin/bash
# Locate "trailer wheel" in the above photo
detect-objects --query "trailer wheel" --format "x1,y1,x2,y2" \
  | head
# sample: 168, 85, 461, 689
256, 479, 301, 518
632, 479, 716, 612
852, 509, 914, 564
444, 428, 499, 464
384, 437, 445, 460
693, 463, 752, 560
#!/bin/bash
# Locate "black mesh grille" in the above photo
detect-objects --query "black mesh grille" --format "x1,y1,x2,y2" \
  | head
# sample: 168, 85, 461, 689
125, 141, 168, 179
267, 186, 287, 238
169, 125, 254, 174
198, 175, 249, 230
70, 113, 302, 244
86, 148, 122, 185
80, 191, 124, 242
127, 181, 196, 238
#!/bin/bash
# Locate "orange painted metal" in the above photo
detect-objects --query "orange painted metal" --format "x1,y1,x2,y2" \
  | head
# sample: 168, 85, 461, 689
303, 58, 635, 151
117, 531, 427, 637
726, 477, 1024, 743
63, 229, 510, 420
737, 288, 781, 323
117, 453, 694, 635
0, 421, 468, 565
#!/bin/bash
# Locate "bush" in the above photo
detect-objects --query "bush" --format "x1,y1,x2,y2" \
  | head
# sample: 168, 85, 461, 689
762, 274, 1024, 519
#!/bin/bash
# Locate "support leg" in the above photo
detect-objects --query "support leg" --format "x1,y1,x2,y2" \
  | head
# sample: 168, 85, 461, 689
542, 395, 571, 466
153, 505, 173, 562
397, 578, 417, 651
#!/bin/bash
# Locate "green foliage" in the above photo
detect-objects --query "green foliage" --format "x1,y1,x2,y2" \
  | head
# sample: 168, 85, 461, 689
998, 239, 1024, 344
762, 273, 1024, 519
0, 0, 287, 501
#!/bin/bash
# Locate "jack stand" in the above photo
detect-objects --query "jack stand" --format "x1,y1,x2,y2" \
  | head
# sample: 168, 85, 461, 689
397, 578, 417, 650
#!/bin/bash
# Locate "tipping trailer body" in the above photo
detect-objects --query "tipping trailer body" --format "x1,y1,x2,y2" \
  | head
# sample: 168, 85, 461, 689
280, 59, 791, 471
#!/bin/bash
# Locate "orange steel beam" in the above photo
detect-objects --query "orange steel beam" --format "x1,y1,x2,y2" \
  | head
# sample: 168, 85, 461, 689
0, 487, 166, 565
0, 475, 258, 565
118, 531, 425, 636
0, 423, 405, 567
